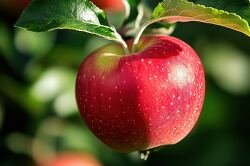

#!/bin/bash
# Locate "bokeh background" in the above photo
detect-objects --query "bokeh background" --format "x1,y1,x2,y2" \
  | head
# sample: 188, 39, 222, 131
0, 0, 250, 166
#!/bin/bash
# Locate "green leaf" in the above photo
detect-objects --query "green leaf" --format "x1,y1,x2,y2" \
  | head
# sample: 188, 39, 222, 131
151, 0, 250, 37
190, 0, 250, 23
15, 0, 120, 41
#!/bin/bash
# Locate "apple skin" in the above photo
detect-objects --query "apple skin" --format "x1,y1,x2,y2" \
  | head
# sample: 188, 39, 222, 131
91, 0, 124, 11
39, 153, 102, 166
0, 0, 30, 14
76, 35, 205, 152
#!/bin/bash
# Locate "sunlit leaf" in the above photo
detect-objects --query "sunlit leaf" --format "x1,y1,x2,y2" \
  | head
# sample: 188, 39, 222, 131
151, 0, 250, 36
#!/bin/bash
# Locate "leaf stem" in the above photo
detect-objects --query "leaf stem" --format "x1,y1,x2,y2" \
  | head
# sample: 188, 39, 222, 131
122, 0, 130, 20
134, 4, 144, 30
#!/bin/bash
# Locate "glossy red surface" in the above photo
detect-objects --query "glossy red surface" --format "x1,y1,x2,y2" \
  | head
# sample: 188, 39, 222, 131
76, 36, 205, 152
91, 0, 124, 11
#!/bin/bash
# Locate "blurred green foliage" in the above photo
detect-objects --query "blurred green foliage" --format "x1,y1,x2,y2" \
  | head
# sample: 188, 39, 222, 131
0, 0, 250, 166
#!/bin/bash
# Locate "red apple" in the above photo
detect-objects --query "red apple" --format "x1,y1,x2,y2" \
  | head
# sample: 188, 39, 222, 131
39, 153, 102, 166
76, 35, 205, 152
0, 0, 30, 14
91, 0, 124, 11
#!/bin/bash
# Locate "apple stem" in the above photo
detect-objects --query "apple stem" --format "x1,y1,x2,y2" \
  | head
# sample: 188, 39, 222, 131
132, 22, 150, 53
132, 18, 165, 53
119, 38, 129, 55
139, 150, 150, 160
120, 39, 129, 55
114, 27, 129, 54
